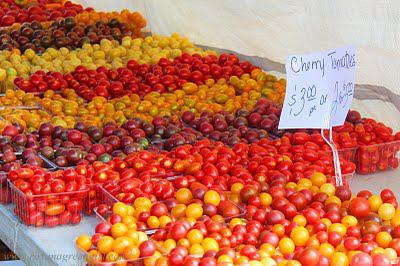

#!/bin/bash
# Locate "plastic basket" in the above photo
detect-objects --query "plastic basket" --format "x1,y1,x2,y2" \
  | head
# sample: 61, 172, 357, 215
0, 153, 56, 205
98, 185, 246, 224
37, 152, 58, 169
53, 165, 78, 171
0, 172, 9, 204
329, 172, 355, 188
94, 206, 169, 235
84, 183, 102, 216
38, 148, 90, 171
9, 181, 89, 227
0, 151, 56, 171
38, 150, 82, 170
319, 147, 357, 163
99, 177, 176, 207
97, 182, 161, 210
0, 105, 53, 125
356, 140, 400, 174
338, 147, 358, 163
97, 184, 119, 208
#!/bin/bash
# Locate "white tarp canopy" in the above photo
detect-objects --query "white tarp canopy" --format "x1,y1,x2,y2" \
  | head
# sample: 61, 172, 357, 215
76, 0, 400, 130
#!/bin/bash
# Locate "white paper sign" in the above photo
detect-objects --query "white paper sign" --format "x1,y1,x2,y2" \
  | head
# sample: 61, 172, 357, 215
279, 46, 356, 129
327, 47, 356, 126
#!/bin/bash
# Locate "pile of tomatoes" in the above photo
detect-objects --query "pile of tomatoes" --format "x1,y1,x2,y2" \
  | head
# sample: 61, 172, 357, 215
76, 167, 400, 266
0, 1, 89, 26
15, 53, 257, 100
252, 106, 400, 174
0, 1, 399, 266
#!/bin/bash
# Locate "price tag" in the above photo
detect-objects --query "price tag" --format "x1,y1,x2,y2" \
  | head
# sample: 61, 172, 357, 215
279, 46, 356, 129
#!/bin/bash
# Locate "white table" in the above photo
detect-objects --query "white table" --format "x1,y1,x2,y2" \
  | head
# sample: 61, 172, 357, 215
350, 168, 400, 196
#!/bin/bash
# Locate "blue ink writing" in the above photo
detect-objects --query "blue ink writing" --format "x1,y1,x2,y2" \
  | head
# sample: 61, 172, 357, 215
309, 105, 316, 117
288, 85, 322, 117
328, 51, 356, 71
290, 56, 325, 77
331, 81, 353, 116
331, 81, 339, 116
307, 85, 317, 101
320, 94, 327, 105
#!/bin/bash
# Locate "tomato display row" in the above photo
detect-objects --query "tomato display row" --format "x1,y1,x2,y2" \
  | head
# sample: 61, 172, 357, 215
14, 53, 256, 99
95, 188, 245, 235
0, 1, 90, 27
0, 16, 143, 54
2, 96, 397, 175
2, 134, 356, 229
76, 170, 400, 266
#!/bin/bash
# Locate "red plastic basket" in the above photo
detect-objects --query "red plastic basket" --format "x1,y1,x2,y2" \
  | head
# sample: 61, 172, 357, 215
356, 140, 400, 174
9, 181, 89, 227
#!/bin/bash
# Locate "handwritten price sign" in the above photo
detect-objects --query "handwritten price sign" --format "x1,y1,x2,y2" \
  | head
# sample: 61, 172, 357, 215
279, 46, 356, 129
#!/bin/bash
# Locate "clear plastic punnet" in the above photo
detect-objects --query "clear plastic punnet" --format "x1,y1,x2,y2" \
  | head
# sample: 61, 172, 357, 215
0, 172, 9, 204
338, 147, 358, 163
9, 181, 89, 227
97, 185, 246, 225
356, 140, 400, 174
0, 153, 57, 205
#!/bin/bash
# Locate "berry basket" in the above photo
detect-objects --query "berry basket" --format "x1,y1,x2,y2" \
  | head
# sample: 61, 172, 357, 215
96, 180, 172, 210
320, 147, 358, 164
38, 148, 90, 171
97, 183, 119, 208
37, 152, 58, 169
0, 151, 57, 171
97, 184, 246, 226
94, 206, 173, 236
355, 140, 400, 174
330, 172, 355, 188
0, 153, 57, 205
338, 147, 358, 163
98, 177, 176, 208
0, 172, 9, 204
8, 181, 89, 227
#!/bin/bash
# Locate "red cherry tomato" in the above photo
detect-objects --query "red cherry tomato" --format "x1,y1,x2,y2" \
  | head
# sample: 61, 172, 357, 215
44, 216, 60, 227
50, 179, 65, 193
66, 199, 84, 213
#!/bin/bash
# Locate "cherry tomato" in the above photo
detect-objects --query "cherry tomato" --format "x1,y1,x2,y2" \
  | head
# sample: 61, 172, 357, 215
45, 203, 65, 216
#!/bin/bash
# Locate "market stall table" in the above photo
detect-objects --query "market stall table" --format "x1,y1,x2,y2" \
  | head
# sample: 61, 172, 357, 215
351, 169, 400, 196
